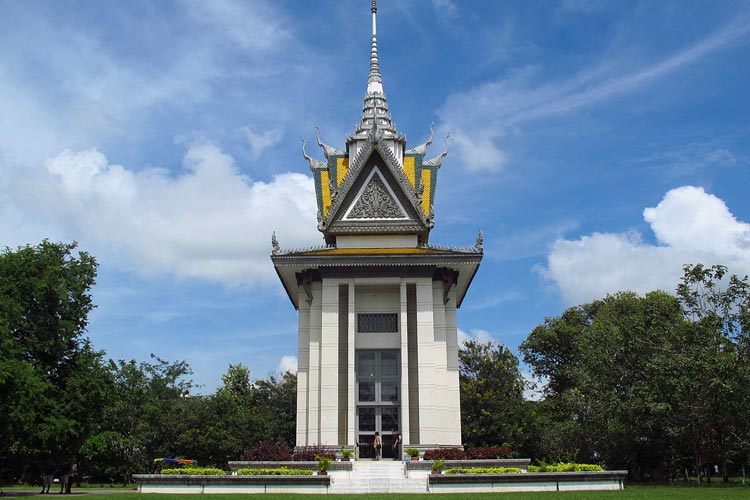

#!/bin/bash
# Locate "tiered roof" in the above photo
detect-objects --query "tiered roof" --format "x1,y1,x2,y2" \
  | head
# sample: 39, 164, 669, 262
272, 1, 482, 310
301, 0, 449, 246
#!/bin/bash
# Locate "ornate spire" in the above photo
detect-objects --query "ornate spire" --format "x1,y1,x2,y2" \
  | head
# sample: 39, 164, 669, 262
353, 0, 399, 140
368, 0, 382, 92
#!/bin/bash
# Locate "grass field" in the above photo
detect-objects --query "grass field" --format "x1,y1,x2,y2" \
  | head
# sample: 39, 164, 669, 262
1, 486, 748, 500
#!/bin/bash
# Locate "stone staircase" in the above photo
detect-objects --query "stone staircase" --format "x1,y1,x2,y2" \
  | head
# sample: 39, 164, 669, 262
329, 460, 428, 494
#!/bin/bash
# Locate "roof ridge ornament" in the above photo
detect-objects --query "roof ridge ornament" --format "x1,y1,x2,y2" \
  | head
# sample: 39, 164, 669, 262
369, 102, 383, 145
424, 134, 450, 167
301, 138, 326, 171
271, 231, 280, 255
315, 125, 344, 159
407, 122, 435, 155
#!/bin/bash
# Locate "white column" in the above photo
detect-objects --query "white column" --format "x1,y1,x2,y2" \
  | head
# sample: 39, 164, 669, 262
444, 286, 462, 445
319, 280, 340, 444
415, 279, 436, 444
399, 280, 410, 447
296, 285, 311, 447
307, 282, 322, 444
347, 281, 356, 446
432, 281, 449, 444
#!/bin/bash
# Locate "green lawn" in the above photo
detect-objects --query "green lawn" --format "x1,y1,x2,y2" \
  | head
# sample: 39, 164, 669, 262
1, 485, 744, 499
140, 490, 745, 500
2, 485, 748, 499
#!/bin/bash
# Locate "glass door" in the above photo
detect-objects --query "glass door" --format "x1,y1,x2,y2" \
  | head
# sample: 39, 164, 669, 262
356, 351, 400, 459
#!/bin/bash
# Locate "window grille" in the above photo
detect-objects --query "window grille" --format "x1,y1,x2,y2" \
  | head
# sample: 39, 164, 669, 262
358, 313, 398, 333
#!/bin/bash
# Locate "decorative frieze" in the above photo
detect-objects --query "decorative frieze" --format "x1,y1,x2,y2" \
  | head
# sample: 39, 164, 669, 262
348, 175, 405, 219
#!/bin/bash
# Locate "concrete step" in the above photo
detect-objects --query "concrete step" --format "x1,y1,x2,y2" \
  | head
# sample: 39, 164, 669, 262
329, 460, 427, 494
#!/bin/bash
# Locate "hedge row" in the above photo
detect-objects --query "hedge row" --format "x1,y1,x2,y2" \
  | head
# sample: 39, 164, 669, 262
445, 467, 522, 474
527, 463, 604, 472
242, 443, 335, 461
423, 445, 513, 460
236, 468, 313, 476
160, 468, 226, 475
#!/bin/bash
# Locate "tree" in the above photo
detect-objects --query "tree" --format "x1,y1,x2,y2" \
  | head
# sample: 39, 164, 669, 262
83, 356, 194, 484
675, 264, 750, 481
0, 241, 108, 483
521, 290, 688, 478
459, 340, 525, 448
250, 371, 297, 449
521, 267, 750, 482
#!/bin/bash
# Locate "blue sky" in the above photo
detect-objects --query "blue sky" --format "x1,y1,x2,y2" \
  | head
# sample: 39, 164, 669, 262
2, 0, 749, 393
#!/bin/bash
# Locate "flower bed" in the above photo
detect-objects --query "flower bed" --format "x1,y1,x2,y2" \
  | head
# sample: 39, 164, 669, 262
160, 467, 226, 475
445, 467, 522, 474
237, 468, 312, 476
528, 463, 603, 472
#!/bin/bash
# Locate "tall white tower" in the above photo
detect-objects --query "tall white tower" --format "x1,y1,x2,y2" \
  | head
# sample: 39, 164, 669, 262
272, 0, 482, 457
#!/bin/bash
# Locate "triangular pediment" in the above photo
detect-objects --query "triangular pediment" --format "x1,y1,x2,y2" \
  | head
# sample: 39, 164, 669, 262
343, 168, 409, 220
320, 146, 432, 245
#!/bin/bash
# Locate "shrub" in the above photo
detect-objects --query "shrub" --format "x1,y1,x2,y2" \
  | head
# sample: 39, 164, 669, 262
466, 445, 512, 459
431, 459, 446, 472
423, 448, 464, 460
237, 468, 312, 476
160, 468, 226, 475
445, 467, 521, 474
293, 445, 335, 461
527, 463, 604, 472
405, 448, 421, 458
315, 455, 331, 472
244, 442, 292, 461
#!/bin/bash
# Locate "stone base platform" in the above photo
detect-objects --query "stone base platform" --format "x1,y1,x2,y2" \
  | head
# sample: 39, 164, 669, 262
134, 463, 627, 494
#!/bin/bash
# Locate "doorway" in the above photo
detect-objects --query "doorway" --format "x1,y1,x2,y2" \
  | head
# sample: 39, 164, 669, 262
355, 350, 400, 459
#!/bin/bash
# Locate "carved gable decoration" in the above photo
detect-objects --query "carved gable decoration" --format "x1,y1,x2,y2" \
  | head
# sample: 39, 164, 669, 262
344, 168, 407, 220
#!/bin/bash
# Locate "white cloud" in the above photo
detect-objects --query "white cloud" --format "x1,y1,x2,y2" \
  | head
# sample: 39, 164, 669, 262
465, 291, 523, 311
243, 127, 285, 159
182, 0, 291, 52
450, 130, 507, 172
277, 355, 298, 374
458, 328, 498, 347
540, 186, 750, 306
0, 0, 314, 169
431, 0, 458, 24
2, 143, 321, 286
706, 148, 737, 166
438, 20, 750, 171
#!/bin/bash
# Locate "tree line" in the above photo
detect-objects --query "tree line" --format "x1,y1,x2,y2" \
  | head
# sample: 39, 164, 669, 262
0, 242, 294, 485
468, 263, 750, 482
2, 241, 749, 484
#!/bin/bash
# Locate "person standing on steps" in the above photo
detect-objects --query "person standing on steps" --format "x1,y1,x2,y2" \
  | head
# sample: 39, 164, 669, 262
392, 431, 402, 461
374, 432, 382, 461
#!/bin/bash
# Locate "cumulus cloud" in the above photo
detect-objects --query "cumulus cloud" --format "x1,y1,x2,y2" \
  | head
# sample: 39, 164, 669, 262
2, 143, 320, 286
457, 328, 498, 347
277, 355, 298, 374
540, 186, 750, 306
